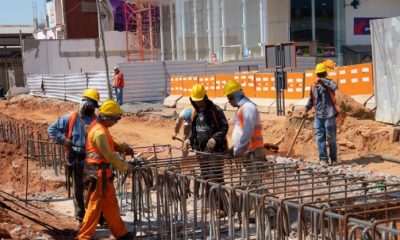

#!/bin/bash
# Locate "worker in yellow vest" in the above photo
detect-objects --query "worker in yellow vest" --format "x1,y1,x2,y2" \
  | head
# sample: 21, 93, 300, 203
76, 99, 134, 240
47, 88, 100, 223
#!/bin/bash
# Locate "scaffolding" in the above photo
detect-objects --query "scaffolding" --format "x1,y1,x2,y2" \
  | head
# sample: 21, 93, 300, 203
123, 0, 159, 62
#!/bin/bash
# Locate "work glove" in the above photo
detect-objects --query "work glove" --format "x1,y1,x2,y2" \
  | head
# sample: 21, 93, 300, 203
126, 163, 134, 173
302, 111, 308, 119
205, 138, 217, 152
124, 143, 134, 156
182, 139, 191, 152
63, 138, 73, 148
225, 147, 234, 156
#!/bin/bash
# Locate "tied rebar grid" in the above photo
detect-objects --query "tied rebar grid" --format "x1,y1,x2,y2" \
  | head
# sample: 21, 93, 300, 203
0, 120, 70, 199
124, 152, 400, 240
2, 120, 400, 239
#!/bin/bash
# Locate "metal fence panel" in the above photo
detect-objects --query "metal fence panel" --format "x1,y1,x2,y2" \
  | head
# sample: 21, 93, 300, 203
87, 71, 113, 102
65, 73, 87, 102
42, 74, 65, 100
371, 17, 400, 125
27, 75, 44, 97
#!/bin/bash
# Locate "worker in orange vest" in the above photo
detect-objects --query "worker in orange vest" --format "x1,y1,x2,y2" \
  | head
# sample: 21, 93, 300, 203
113, 67, 125, 105
304, 63, 339, 166
224, 80, 265, 161
76, 99, 134, 240
224, 80, 266, 221
47, 89, 100, 223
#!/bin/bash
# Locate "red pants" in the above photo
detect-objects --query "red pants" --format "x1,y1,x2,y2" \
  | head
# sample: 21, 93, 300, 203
76, 178, 127, 240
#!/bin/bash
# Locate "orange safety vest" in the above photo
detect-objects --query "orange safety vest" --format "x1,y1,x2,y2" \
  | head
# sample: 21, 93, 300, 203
85, 122, 114, 178
114, 73, 125, 88
237, 105, 264, 152
65, 111, 78, 140
86, 122, 114, 164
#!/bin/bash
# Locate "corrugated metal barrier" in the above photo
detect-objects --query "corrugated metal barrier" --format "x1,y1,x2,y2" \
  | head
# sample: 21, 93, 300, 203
27, 72, 113, 103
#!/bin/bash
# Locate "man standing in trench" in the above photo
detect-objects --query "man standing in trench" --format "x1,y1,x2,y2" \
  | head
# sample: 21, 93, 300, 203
47, 89, 100, 223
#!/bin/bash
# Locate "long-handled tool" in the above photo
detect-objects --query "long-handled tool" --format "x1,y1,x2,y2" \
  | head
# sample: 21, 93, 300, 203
172, 136, 223, 157
286, 116, 307, 158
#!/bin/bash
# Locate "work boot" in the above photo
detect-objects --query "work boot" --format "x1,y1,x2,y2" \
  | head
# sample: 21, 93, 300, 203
319, 160, 328, 167
329, 159, 338, 166
117, 231, 136, 240
98, 213, 107, 228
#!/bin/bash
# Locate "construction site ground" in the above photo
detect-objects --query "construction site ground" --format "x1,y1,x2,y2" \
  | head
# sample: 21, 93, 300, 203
1, 93, 400, 239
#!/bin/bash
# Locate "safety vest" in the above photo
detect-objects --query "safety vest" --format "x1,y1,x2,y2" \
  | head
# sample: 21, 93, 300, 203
85, 121, 114, 165
237, 105, 264, 152
65, 111, 78, 140
114, 73, 125, 88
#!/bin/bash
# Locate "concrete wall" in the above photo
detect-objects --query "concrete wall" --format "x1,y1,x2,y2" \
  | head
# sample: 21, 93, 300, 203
23, 31, 127, 75
345, 0, 400, 45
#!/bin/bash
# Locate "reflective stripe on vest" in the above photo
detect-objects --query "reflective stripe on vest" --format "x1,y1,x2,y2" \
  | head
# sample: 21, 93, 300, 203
237, 106, 264, 152
85, 121, 114, 164
65, 111, 78, 139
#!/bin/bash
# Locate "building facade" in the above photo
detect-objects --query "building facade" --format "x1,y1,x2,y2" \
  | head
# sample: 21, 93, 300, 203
156, 0, 400, 64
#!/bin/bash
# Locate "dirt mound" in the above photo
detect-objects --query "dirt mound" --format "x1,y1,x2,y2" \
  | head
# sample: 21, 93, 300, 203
335, 91, 374, 119
6, 95, 77, 117
264, 113, 399, 162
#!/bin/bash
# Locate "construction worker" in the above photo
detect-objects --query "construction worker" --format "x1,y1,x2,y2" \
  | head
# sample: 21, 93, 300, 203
184, 84, 228, 156
185, 84, 228, 216
224, 80, 265, 159
113, 66, 125, 105
47, 88, 100, 223
76, 99, 134, 240
223, 80, 265, 178
173, 108, 193, 157
304, 63, 339, 166
224, 80, 265, 222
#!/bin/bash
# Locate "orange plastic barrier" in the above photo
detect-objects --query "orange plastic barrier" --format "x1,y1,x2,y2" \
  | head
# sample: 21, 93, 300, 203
170, 63, 374, 99
215, 74, 234, 97
233, 73, 256, 98
254, 73, 275, 98
199, 75, 216, 98
170, 76, 182, 95
338, 63, 374, 95
285, 72, 304, 99
182, 76, 198, 97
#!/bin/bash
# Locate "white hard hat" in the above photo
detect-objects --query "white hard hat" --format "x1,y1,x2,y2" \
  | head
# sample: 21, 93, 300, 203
113, 66, 119, 70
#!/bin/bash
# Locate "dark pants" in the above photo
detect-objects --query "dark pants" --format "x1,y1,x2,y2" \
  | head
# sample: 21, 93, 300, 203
69, 152, 86, 220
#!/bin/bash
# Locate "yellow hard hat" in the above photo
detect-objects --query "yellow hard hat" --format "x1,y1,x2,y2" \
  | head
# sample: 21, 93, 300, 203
82, 88, 100, 102
223, 80, 242, 96
190, 84, 206, 101
99, 99, 122, 116
324, 59, 336, 69
315, 63, 328, 74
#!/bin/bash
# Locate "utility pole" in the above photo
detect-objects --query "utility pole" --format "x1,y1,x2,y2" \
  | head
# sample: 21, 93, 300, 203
96, 0, 113, 99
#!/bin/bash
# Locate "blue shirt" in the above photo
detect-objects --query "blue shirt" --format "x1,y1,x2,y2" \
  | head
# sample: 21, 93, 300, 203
305, 78, 338, 119
47, 112, 94, 154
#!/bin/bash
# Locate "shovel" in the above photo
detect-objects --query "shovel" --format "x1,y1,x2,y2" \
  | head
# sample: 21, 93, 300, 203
286, 115, 307, 158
